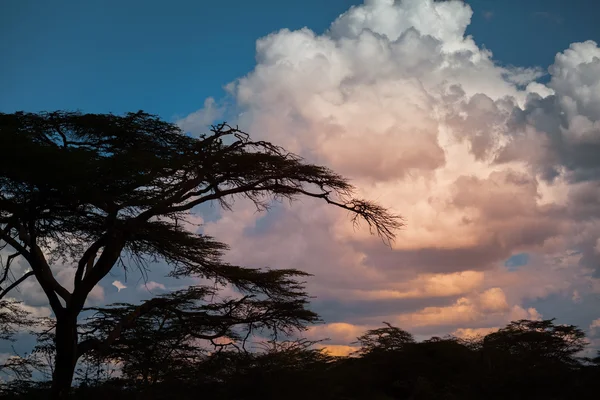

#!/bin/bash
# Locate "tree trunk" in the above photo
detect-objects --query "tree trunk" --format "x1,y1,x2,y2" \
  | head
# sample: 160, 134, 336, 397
51, 312, 79, 400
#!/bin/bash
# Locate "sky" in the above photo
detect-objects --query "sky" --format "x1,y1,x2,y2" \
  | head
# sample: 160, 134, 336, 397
2, 0, 600, 357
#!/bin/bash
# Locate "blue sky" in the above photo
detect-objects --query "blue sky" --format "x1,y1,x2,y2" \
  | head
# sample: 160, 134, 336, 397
1, 0, 598, 119
2, 0, 600, 355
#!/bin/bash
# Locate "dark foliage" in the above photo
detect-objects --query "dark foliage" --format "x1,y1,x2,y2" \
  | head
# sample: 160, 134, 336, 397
0, 111, 401, 398
3, 319, 600, 399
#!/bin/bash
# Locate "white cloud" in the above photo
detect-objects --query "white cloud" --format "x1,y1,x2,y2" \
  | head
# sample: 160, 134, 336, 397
139, 281, 166, 292
526, 82, 555, 98
112, 280, 127, 292
502, 66, 546, 86
177, 97, 224, 135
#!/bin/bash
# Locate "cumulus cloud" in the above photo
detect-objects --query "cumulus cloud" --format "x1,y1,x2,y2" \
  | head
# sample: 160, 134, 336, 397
496, 40, 600, 182
180, 0, 600, 348
177, 97, 224, 133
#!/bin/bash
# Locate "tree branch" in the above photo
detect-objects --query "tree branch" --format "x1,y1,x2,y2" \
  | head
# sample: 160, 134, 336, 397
163, 179, 279, 214
74, 236, 106, 287
0, 230, 32, 260
77, 297, 172, 358
165, 181, 399, 243
0, 253, 20, 287
0, 271, 34, 300
30, 243, 71, 303
3, 223, 72, 302
73, 234, 125, 311
0, 230, 67, 312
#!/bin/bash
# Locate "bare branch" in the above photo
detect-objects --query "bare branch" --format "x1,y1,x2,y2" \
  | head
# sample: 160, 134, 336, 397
0, 231, 66, 312
0, 253, 20, 287
74, 236, 106, 287
0, 271, 34, 300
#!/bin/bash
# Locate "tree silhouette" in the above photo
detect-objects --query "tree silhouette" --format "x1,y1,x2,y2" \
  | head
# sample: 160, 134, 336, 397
353, 322, 415, 355
75, 284, 321, 388
0, 300, 30, 341
483, 319, 586, 367
2, 317, 599, 399
480, 319, 588, 399
0, 111, 401, 399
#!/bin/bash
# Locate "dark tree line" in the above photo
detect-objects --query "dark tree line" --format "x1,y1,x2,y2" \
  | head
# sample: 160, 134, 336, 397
1, 315, 600, 399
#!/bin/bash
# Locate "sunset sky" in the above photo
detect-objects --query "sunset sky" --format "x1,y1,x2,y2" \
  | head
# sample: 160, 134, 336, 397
2, 0, 600, 356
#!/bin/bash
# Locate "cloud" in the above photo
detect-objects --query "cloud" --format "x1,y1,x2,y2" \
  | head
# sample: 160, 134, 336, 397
496, 41, 600, 182
12, 301, 52, 320
317, 344, 358, 357
181, 0, 600, 347
176, 97, 224, 134
343, 270, 486, 300
502, 66, 546, 86
112, 280, 127, 292
453, 326, 499, 339
139, 281, 166, 292
589, 318, 600, 337
306, 322, 365, 345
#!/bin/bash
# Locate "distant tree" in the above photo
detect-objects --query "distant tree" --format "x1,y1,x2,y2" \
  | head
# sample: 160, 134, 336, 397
342, 322, 418, 399
196, 339, 336, 400
483, 319, 586, 367
481, 319, 588, 399
75, 284, 322, 388
3, 316, 599, 400
0, 111, 401, 399
353, 322, 415, 355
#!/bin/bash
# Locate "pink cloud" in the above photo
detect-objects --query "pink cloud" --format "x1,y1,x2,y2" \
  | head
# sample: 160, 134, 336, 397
139, 281, 166, 292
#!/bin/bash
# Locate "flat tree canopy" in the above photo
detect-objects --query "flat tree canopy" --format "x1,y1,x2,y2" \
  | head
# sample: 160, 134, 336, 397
0, 111, 401, 399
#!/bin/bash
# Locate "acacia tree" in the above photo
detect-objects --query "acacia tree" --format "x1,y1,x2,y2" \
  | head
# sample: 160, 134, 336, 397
482, 319, 586, 368
0, 111, 401, 399
352, 322, 416, 356
75, 285, 321, 389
